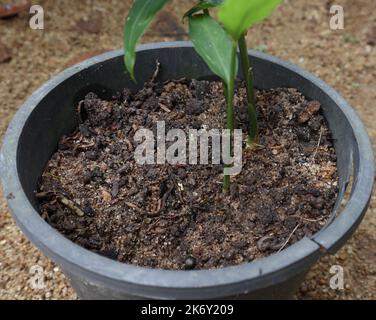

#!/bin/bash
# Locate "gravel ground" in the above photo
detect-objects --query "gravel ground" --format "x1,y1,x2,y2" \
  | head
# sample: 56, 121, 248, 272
0, 0, 375, 300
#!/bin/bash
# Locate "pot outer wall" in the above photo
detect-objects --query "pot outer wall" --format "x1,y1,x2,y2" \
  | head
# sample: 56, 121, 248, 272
0, 42, 374, 300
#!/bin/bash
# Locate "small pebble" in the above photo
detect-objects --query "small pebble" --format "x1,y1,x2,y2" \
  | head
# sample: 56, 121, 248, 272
184, 256, 196, 270
83, 206, 94, 217
223, 251, 234, 261
101, 190, 112, 203
111, 181, 119, 198
83, 172, 92, 184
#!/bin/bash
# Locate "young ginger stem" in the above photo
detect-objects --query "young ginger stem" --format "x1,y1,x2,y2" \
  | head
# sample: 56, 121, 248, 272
223, 42, 237, 192
238, 34, 258, 146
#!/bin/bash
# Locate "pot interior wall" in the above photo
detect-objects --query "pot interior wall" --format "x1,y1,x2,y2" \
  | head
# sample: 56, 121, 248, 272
16, 47, 354, 215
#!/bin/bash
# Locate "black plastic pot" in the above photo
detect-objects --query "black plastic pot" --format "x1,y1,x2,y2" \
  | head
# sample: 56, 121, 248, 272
0, 42, 374, 300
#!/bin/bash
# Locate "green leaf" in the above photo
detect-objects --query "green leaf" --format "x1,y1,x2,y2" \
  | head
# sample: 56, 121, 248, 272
183, 2, 216, 19
218, 0, 282, 40
184, 1, 224, 19
124, 0, 169, 81
189, 14, 236, 85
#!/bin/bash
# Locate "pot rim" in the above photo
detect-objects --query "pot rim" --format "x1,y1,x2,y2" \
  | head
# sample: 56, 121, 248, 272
0, 41, 374, 297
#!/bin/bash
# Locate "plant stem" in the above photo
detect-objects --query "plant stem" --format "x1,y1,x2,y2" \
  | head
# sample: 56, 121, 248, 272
223, 43, 237, 192
238, 34, 258, 145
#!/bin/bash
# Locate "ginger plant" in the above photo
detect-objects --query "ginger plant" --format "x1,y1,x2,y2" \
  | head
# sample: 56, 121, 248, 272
124, 0, 282, 191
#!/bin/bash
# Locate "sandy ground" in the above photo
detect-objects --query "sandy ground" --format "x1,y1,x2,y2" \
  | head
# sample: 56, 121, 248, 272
0, 0, 375, 300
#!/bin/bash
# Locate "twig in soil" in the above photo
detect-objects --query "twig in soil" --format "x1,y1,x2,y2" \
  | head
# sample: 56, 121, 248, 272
257, 235, 273, 252
150, 59, 161, 83
77, 140, 96, 150
125, 201, 143, 212
158, 102, 171, 113
36, 192, 85, 217
310, 127, 323, 164
149, 199, 163, 217
294, 215, 326, 223
123, 137, 134, 151
36, 191, 56, 199
57, 196, 85, 217
278, 224, 300, 253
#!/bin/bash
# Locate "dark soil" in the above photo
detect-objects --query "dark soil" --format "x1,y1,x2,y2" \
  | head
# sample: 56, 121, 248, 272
37, 78, 338, 270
